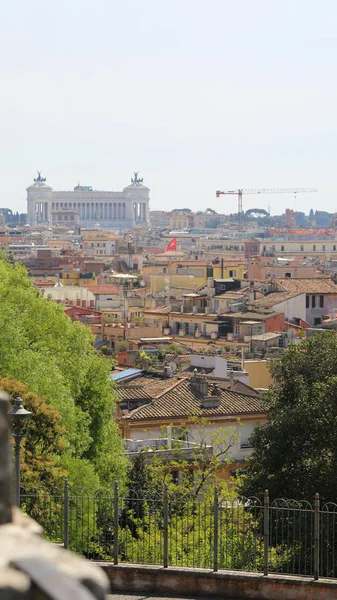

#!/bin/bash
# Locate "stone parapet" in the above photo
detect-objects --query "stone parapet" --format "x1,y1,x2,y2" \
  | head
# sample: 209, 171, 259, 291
101, 563, 337, 600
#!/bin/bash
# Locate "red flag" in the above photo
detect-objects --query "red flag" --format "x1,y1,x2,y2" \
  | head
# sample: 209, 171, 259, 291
165, 238, 177, 252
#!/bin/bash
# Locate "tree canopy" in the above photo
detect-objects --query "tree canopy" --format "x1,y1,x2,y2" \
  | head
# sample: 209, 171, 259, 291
0, 257, 127, 487
3, 377, 66, 489
240, 333, 337, 503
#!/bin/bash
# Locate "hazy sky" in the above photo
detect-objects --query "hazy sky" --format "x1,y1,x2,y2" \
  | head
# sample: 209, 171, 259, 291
2, 0, 337, 216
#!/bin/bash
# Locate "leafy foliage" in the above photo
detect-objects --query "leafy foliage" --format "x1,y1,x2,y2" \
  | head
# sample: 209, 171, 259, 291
146, 417, 239, 497
0, 257, 127, 486
240, 333, 337, 503
4, 378, 66, 489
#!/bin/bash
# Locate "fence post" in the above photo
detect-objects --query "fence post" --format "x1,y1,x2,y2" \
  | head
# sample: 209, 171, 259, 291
63, 479, 69, 550
314, 492, 320, 581
114, 481, 119, 565
263, 489, 269, 576
214, 486, 219, 572
163, 485, 168, 568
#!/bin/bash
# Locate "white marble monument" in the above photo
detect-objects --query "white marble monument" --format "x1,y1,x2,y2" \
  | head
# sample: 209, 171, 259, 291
27, 172, 150, 228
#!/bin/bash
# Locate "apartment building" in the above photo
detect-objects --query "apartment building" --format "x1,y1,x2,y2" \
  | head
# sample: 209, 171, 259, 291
81, 230, 119, 257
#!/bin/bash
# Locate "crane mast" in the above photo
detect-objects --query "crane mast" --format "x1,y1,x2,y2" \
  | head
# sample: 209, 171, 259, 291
215, 188, 317, 230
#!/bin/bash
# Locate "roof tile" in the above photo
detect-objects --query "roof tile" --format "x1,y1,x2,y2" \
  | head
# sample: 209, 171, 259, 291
276, 278, 337, 294
120, 378, 264, 421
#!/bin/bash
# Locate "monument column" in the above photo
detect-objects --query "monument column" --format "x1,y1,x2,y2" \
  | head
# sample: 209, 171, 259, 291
124, 198, 134, 223
27, 198, 36, 225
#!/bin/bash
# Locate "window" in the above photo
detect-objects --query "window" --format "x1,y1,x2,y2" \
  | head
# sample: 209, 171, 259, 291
306, 295, 310, 309
285, 272, 292, 278
229, 269, 236, 277
300, 245, 304, 251
281, 245, 284, 251
319, 295, 324, 308
312, 296, 316, 308
263, 245, 266, 251
334, 245, 337, 252
314, 317, 322, 325
313, 245, 316, 251
241, 438, 253, 449
322, 245, 326, 251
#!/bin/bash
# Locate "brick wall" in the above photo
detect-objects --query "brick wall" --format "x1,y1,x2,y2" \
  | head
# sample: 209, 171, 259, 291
265, 312, 285, 332
101, 564, 337, 600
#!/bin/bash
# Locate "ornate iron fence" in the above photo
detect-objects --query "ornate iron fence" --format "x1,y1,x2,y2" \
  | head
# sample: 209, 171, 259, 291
20, 483, 337, 580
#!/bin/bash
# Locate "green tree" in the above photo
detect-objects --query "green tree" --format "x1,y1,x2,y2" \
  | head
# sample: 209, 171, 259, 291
0, 257, 127, 487
116, 424, 272, 570
240, 332, 337, 503
165, 343, 184, 355
3, 377, 66, 489
147, 417, 239, 497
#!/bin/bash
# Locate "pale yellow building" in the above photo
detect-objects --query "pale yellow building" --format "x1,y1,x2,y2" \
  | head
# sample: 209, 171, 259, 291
242, 360, 273, 389
169, 210, 194, 231
148, 260, 245, 294
81, 230, 120, 257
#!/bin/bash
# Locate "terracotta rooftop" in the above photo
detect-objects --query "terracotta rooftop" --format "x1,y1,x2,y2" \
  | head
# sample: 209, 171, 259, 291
252, 291, 302, 307
218, 311, 278, 321
120, 377, 264, 421
143, 305, 171, 313
276, 278, 337, 294
117, 375, 179, 399
34, 280, 56, 287
169, 260, 207, 266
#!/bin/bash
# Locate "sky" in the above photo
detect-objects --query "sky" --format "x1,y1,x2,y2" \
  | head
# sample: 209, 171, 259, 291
1, 0, 337, 216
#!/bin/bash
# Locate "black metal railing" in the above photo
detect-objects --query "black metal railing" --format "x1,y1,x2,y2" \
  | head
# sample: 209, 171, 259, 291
20, 483, 337, 580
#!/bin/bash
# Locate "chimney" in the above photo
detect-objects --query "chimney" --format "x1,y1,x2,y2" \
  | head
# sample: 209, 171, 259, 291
229, 370, 235, 390
191, 370, 208, 397
200, 384, 221, 409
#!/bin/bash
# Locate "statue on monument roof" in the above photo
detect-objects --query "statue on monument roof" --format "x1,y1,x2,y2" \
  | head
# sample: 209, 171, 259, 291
131, 171, 143, 185
34, 171, 46, 183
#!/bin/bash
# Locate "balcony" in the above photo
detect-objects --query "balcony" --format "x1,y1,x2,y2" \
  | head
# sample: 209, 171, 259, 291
125, 438, 213, 463
182, 303, 206, 314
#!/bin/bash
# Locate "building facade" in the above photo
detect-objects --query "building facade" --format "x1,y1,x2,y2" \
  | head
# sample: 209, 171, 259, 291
27, 172, 150, 228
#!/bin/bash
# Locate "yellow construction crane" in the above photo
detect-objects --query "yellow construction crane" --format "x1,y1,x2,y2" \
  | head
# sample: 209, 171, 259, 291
215, 188, 318, 229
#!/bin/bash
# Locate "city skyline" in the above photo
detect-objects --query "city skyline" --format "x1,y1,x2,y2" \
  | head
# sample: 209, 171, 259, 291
1, 0, 337, 215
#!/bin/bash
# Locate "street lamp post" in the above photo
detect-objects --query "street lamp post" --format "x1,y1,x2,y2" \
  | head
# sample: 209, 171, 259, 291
8, 397, 32, 507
